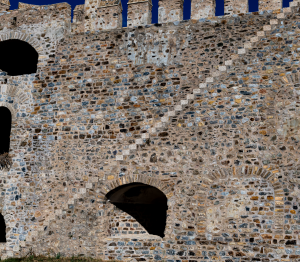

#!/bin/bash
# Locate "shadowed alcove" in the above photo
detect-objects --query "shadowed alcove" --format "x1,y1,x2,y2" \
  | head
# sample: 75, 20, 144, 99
0, 214, 6, 242
106, 182, 168, 238
0, 107, 12, 169
0, 39, 38, 76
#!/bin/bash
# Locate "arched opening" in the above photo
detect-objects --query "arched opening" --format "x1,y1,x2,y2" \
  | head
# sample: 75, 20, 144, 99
0, 39, 38, 76
106, 182, 168, 238
0, 107, 12, 169
0, 214, 6, 242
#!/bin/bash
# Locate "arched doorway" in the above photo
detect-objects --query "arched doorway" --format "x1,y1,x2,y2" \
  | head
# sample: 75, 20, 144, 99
0, 107, 12, 169
0, 39, 38, 76
106, 182, 168, 238
0, 213, 6, 242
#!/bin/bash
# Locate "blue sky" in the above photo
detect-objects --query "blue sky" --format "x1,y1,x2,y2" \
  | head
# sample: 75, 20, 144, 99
9, 0, 293, 26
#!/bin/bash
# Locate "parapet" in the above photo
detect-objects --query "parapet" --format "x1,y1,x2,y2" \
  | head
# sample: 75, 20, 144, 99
191, 0, 215, 20
127, 0, 152, 27
0, 0, 9, 12
158, 0, 184, 23
0, 0, 294, 35
0, 2, 71, 31
84, 0, 123, 32
18, 2, 39, 10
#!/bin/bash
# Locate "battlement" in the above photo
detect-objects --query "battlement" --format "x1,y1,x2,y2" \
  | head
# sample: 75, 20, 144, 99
0, 0, 294, 34
0, 2, 71, 31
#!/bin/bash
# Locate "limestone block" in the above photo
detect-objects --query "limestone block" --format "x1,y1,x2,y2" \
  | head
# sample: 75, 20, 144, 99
158, 0, 183, 23
224, 0, 248, 16
191, 0, 215, 19
259, 0, 282, 11
127, 0, 152, 27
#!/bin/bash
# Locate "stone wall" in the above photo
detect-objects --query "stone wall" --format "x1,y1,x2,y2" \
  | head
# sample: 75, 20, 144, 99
0, 0, 299, 261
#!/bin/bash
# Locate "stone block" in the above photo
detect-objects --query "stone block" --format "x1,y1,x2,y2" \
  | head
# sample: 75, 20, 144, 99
84, 0, 123, 32
224, 0, 248, 16
158, 0, 183, 23
127, 0, 152, 27
191, 0, 215, 19
259, 0, 282, 11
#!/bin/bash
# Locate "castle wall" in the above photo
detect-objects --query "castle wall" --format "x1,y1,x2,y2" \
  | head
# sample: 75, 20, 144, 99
0, 0, 299, 261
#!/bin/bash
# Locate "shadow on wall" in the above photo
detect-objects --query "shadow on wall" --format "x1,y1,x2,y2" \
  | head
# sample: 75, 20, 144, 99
0, 214, 5, 243
0, 107, 11, 170
106, 182, 168, 238
0, 39, 38, 76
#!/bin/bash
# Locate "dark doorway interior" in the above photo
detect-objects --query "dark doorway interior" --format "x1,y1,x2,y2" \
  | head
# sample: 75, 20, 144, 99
0, 39, 38, 76
106, 182, 168, 238
0, 213, 6, 242
0, 107, 12, 156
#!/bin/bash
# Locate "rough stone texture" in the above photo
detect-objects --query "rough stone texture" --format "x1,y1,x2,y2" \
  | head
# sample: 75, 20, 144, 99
191, 0, 215, 20
0, 0, 9, 12
224, 0, 248, 16
0, 0, 299, 261
127, 0, 152, 28
158, 0, 184, 24
259, 0, 282, 11
84, 0, 122, 32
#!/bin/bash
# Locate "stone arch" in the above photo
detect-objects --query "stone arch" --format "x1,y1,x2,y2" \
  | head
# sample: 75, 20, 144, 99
0, 102, 16, 122
197, 164, 285, 235
0, 32, 42, 56
98, 174, 174, 198
99, 174, 175, 239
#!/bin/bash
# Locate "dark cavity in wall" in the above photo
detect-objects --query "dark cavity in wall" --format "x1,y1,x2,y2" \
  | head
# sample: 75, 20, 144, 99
0, 107, 11, 156
0, 213, 6, 242
106, 182, 168, 238
0, 39, 38, 76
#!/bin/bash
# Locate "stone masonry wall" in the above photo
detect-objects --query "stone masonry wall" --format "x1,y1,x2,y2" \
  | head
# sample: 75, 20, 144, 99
0, 0, 299, 261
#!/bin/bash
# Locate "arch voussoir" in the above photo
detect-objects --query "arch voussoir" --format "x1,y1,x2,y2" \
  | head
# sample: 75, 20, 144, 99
101, 174, 173, 199
199, 164, 286, 236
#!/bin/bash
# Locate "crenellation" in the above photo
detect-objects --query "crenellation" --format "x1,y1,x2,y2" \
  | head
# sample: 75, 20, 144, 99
127, 0, 152, 28
18, 2, 39, 10
224, 0, 248, 16
0, 0, 298, 261
73, 4, 84, 23
0, 0, 9, 12
158, 0, 184, 23
84, 0, 123, 32
191, 0, 215, 19
259, 0, 282, 11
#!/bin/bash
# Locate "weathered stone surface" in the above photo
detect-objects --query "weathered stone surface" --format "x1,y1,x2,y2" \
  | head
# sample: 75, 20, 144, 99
0, 0, 299, 261
127, 0, 152, 27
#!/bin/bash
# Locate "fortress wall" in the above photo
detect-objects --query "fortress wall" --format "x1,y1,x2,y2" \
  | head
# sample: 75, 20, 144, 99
3, 2, 297, 260
0, 0, 299, 261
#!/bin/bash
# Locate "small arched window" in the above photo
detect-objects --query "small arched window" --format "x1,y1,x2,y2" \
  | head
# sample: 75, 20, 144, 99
0, 214, 6, 242
0, 39, 38, 76
0, 107, 12, 169
106, 182, 168, 238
